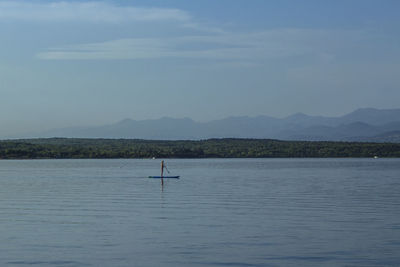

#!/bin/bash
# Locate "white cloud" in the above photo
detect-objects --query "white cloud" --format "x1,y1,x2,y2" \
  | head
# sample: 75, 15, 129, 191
181, 23, 226, 34
37, 28, 365, 62
0, 1, 190, 22
2, 1, 372, 65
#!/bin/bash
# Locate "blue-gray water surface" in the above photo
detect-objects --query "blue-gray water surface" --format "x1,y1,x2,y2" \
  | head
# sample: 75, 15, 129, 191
0, 158, 399, 266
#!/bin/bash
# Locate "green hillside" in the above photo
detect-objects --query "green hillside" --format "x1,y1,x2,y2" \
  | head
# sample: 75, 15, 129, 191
0, 138, 399, 159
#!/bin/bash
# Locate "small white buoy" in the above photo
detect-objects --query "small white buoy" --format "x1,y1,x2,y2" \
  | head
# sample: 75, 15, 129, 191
374, 156, 379, 159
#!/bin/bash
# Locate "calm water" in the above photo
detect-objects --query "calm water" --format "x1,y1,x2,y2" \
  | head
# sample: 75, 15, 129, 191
0, 158, 399, 266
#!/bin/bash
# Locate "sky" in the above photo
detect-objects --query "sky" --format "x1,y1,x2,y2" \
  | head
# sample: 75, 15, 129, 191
1, 0, 400, 137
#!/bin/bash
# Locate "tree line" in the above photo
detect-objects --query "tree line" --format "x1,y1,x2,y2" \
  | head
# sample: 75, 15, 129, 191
0, 138, 399, 159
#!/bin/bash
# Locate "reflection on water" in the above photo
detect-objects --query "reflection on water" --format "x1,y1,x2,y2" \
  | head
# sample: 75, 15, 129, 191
0, 158, 399, 266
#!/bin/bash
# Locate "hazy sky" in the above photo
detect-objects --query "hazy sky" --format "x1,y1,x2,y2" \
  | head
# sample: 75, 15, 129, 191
1, 0, 400, 136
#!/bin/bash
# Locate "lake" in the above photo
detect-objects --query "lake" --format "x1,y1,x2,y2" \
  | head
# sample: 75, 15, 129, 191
0, 158, 399, 266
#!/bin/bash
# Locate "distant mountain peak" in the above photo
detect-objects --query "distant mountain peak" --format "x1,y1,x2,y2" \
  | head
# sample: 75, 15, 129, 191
354, 107, 378, 112
117, 118, 135, 124
341, 107, 400, 126
347, 107, 399, 115
10, 108, 400, 142
285, 112, 308, 119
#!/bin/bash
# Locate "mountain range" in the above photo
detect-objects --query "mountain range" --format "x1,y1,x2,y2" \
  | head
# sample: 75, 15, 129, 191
15, 108, 400, 142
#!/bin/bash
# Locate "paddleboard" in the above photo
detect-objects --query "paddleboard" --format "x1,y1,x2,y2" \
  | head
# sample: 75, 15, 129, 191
148, 176, 180, 179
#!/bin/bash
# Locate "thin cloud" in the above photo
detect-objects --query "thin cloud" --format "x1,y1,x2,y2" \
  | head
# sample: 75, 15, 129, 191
36, 35, 271, 60
0, 1, 190, 22
181, 23, 227, 34
37, 29, 364, 62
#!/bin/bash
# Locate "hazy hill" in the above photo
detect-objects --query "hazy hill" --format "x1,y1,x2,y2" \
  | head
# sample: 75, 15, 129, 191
14, 108, 400, 142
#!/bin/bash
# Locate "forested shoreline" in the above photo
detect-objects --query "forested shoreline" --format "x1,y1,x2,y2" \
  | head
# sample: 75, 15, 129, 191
0, 138, 399, 159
